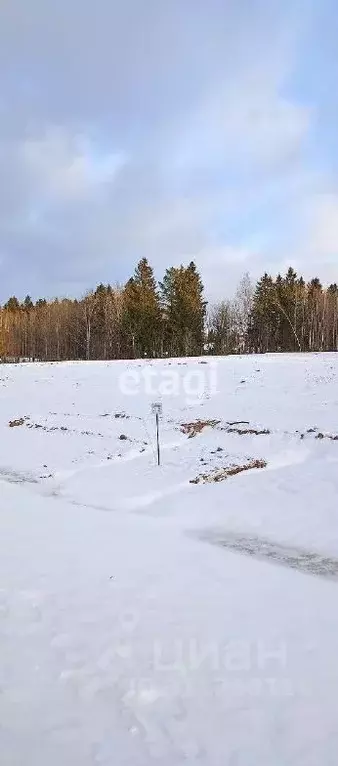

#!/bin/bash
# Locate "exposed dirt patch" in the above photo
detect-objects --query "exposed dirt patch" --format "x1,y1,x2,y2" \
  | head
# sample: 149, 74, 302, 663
190, 458, 267, 484
300, 428, 338, 441
26, 423, 104, 437
8, 417, 26, 427
180, 419, 221, 438
225, 426, 270, 436
180, 418, 270, 439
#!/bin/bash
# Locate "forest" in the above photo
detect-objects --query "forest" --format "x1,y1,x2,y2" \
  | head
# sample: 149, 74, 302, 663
1, 259, 337, 360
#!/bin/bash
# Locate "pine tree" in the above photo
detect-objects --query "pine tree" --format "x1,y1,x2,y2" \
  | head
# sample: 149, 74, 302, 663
159, 266, 177, 356
5, 296, 20, 311
306, 278, 323, 351
2, 262, 338, 361
248, 273, 278, 352
183, 262, 207, 355
23, 295, 34, 311
160, 262, 206, 356
275, 268, 302, 351
124, 258, 161, 357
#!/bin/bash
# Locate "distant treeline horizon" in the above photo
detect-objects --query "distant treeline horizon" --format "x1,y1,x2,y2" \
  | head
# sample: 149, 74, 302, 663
1, 259, 338, 361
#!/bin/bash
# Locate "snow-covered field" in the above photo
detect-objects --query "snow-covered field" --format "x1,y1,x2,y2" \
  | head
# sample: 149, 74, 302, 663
1, 353, 338, 765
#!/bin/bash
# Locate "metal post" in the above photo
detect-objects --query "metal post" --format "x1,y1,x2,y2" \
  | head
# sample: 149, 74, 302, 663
156, 411, 160, 466
151, 402, 162, 466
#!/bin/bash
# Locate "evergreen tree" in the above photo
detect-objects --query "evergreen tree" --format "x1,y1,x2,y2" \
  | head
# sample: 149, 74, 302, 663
248, 274, 278, 352
23, 295, 34, 311
1, 262, 338, 361
160, 262, 206, 356
124, 258, 161, 357
5, 296, 20, 311
275, 268, 302, 351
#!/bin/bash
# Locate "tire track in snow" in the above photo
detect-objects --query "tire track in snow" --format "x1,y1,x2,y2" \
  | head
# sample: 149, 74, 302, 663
195, 530, 338, 581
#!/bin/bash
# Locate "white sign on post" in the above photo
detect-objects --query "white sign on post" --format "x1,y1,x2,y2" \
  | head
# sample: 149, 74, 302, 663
151, 402, 163, 465
151, 402, 163, 417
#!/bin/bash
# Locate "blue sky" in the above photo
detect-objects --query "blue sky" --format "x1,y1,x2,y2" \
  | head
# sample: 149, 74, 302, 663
0, 0, 337, 301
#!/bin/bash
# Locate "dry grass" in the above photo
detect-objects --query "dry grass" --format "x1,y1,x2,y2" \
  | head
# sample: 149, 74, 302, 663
180, 419, 221, 438
226, 426, 270, 436
180, 419, 270, 439
190, 458, 267, 485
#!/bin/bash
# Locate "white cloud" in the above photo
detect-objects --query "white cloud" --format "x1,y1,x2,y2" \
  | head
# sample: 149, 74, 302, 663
171, 85, 310, 178
0, 0, 335, 300
190, 245, 255, 300
282, 192, 338, 284
305, 193, 338, 257
21, 128, 127, 205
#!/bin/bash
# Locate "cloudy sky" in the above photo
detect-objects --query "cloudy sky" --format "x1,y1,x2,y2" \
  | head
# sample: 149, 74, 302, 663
0, 0, 337, 301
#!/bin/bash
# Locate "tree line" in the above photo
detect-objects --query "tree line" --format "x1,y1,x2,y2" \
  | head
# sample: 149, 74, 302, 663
1, 261, 338, 361
0, 259, 205, 361
210, 268, 338, 355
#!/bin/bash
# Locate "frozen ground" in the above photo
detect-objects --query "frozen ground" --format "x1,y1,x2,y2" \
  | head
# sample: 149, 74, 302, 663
1, 353, 338, 764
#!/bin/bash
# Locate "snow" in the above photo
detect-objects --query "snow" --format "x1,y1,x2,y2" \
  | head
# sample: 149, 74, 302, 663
1, 353, 338, 764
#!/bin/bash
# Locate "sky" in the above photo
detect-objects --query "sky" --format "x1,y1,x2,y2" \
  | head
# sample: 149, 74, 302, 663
0, 0, 338, 302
